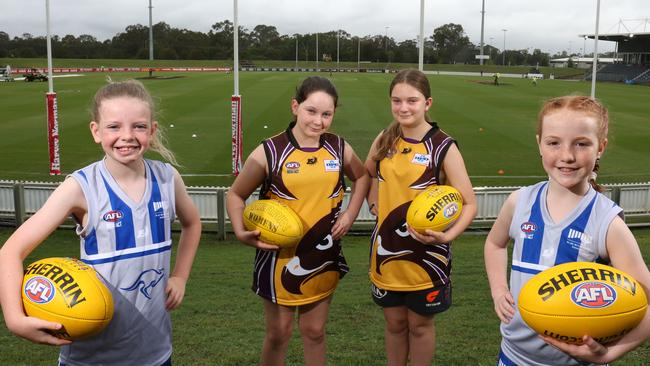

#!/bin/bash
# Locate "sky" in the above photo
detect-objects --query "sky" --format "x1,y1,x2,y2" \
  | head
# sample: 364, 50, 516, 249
2, 0, 649, 55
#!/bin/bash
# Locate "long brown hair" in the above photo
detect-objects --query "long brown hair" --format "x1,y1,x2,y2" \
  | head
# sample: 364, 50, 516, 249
372, 69, 432, 161
91, 79, 178, 166
537, 95, 609, 192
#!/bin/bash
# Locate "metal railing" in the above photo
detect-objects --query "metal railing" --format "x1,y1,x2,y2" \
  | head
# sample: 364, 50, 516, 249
1, 180, 649, 239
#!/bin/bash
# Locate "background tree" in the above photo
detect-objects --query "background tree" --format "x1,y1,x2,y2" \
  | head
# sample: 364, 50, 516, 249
431, 23, 470, 63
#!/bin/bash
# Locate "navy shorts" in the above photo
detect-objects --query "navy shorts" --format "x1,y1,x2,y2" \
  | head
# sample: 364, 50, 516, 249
371, 281, 452, 316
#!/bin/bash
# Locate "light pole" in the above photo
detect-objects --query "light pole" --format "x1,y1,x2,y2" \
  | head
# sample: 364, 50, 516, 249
489, 36, 494, 62
337, 30, 340, 71
148, 0, 154, 77
501, 29, 507, 65
479, 0, 485, 65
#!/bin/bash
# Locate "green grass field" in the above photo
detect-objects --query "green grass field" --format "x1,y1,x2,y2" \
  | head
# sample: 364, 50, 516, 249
1, 66, 649, 188
1, 227, 649, 365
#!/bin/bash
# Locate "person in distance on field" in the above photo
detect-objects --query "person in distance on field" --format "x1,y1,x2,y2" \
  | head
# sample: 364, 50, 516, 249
484, 95, 650, 365
364, 69, 477, 366
226, 76, 369, 366
0, 79, 202, 366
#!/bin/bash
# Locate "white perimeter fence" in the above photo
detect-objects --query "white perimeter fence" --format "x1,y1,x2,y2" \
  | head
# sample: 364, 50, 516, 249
1, 180, 649, 240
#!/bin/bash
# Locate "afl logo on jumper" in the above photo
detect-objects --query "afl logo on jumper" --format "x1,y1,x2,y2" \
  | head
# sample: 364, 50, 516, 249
103, 210, 123, 222
571, 282, 616, 308
520, 222, 537, 240
285, 161, 300, 174
24, 276, 56, 304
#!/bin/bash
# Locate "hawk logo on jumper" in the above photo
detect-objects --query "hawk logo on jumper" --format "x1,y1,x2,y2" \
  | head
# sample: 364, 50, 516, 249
571, 282, 616, 308
285, 161, 300, 174
103, 210, 123, 223
520, 222, 537, 239
24, 277, 56, 304
324, 159, 340, 172
411, 153, 431, 166
372, 284, 388, 299
121, 268, 165, 299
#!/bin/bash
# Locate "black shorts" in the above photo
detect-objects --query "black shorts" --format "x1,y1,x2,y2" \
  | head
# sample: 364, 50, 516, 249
371, 281, 452, 316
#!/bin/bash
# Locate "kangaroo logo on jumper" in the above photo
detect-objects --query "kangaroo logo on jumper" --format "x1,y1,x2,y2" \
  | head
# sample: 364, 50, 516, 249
571, 282, 616, 308
24, 276, 56, 304
103, 210, 123, 222
121, 268, 165, 299
520, 222, 537, 239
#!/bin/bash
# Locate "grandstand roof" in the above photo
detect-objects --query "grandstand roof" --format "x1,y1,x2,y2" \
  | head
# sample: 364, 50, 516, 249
578, 32, 650, 42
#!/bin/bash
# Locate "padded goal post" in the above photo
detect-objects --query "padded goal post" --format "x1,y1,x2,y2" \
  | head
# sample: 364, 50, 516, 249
46, 92, 61, 175
231, 95, 243, 175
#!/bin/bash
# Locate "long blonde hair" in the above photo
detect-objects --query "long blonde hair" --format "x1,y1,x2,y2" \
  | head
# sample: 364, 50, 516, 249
372, 69, 433, 161
91, 79, 178, 166
537, 95, 609, 192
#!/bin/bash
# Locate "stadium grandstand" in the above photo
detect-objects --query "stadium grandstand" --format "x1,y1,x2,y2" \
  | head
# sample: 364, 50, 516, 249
581, 18, 650, 84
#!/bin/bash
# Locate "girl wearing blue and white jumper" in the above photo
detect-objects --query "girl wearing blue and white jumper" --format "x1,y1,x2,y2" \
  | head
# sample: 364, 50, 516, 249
484, 95, 650, 365
0, 80, 201, 366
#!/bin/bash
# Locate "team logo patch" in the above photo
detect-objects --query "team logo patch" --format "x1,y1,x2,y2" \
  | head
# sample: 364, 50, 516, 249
520, 222, 537, 240
24, 276, 56, 304
121, 268, 165, 299
324, 159, 340, 172
571, 282, 616, 308
426, 290, 440, 303
285, 161, 300, 174
103, 210, 123, 222
372, 284, 387, 299
411, 153, 431, 166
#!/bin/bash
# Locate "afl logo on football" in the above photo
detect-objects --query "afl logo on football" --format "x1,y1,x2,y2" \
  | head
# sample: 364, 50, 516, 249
571, 282, 616, 308
103, 210, 123, 222
24, 276, 56, 304
521, 222, 537, 233
285, 161, 300, 169
443, 202, 459, 219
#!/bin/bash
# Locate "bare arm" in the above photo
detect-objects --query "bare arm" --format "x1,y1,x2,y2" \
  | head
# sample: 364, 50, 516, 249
225, 145, 278, 250
364, 133, 381, 216
331, 142, 370, 240
484, 190, 518, 324
0, 178, 86, 345
166, 169, 202, 310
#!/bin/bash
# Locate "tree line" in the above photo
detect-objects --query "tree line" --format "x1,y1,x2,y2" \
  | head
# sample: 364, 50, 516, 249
0, 21, 553, 66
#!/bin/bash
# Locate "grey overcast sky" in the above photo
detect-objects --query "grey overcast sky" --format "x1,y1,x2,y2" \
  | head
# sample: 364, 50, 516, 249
2, 0, 649, 54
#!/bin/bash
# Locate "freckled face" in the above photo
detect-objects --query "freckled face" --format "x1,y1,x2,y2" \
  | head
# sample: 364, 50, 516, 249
90, 97, 156, 167
538, 109, 606, 193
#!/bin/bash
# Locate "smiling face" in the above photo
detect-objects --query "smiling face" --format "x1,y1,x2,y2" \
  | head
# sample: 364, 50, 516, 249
291, 90, 335, 142
390, 82, 432, 128
90, 96, 157, 168
537, 109, 607, 194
